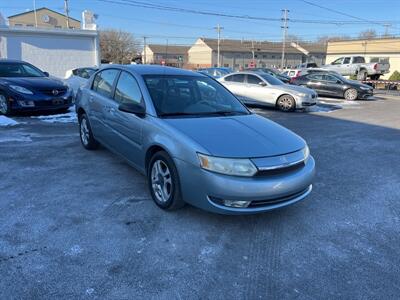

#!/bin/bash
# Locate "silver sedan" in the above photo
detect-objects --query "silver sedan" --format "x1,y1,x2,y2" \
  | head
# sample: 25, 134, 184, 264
218, 71, 318, 111
76, 65, 315, 214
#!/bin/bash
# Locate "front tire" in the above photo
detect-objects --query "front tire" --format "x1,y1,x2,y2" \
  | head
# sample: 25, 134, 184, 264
276, 94, 296, 112
0, 93, 12, 116
357, 70, 367, 81
148, 151, 185, 210
78, 113, 99, 150
344, 88, 358, 101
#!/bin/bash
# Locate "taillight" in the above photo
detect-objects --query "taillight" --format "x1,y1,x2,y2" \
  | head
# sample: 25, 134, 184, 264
373, 63, 378, 70
297, 71, 302, 77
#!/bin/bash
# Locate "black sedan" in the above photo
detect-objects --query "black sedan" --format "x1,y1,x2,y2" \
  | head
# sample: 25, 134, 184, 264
244, 68, 291, 84
0, 59, 73, 115
291, 72, 373, 100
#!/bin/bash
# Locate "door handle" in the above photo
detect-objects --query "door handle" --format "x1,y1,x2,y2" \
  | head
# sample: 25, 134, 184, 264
89, 95, 94, 103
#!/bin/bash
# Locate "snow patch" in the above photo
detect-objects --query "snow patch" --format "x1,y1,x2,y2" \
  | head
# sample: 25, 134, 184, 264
32, 107, 77, 123
0, 116, 19, 126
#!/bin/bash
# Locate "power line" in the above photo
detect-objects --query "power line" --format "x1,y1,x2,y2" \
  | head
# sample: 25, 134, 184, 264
94, 0, 400, 26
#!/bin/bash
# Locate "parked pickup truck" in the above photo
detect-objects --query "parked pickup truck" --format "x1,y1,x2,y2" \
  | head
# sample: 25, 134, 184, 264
322, 56, 390, 80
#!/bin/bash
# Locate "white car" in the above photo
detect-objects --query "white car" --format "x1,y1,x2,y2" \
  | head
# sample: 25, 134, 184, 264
64, 67, 97, 96
218, 71, 317, 111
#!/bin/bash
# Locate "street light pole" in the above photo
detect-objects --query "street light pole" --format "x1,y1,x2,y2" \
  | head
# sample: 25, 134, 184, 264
64, 0, 70, 28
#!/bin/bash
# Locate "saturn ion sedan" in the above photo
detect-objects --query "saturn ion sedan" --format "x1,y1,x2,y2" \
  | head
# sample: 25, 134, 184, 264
218, 71, 318, 112
75, 65, 315, 214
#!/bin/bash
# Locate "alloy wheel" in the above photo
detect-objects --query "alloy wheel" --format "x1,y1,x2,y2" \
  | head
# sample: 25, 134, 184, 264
151, 160, 173, 203
345, 89, 357, 101
80, 118, 90, 146
278, 95, 294, 111
0, 95, 8, 114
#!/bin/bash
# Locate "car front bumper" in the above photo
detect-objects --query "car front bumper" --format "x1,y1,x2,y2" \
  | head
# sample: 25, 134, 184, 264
8, 92, 74, 112
174, 156, 315, 215
295, 95, 318, 108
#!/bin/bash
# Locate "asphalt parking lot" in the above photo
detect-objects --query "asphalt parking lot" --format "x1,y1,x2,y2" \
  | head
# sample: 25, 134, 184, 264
1, 94, 400, 299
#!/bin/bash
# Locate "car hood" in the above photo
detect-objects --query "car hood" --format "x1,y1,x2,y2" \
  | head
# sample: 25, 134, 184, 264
346, 79, 372, 89
163, 114, 305, 158
275, 84, 315, 94
0, 77, 66, 90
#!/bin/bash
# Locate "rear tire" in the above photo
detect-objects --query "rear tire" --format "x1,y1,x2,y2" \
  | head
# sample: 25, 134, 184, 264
0, 93, 12, 116
148, 151, 185, 211
370, 74, 380, 80
276, 95, 296, 112
344, 88, 358, 101
78, 113, 99, 150
357, 70, 367, 81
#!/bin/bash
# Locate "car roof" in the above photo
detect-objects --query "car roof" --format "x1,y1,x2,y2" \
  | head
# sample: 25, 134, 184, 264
0, 59, 28, 64
101, 64, 203, 77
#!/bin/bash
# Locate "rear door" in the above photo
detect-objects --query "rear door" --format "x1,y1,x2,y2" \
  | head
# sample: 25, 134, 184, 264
106, 71, 145, 167
88, 69, 120, 143
306, 74, 326, 94
221, 74, 247, 101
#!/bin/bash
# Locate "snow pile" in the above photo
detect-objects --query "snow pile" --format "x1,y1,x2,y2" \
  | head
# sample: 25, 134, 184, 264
32, 107, 77, 123
0, 116, 19, 126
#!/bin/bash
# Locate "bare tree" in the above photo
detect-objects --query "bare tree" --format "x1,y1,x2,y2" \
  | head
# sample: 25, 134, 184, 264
100, 29, 140, 64
358, 29, 377, 40
316, 35, 351, 43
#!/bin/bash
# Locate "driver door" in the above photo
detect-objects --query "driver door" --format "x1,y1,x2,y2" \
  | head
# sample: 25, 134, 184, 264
245, 74, 276, 106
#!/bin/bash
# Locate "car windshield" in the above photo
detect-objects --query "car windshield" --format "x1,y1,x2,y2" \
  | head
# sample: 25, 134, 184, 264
0, 62, 45, 77
259, 73, 284, 85
143, 75, 250, 118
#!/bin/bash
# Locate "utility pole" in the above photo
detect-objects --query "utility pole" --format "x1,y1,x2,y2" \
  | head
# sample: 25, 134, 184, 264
214, 24, 223, 67
64, 0, 70, 28
281, 9, 289, 69
143, 36, 147, 64
251, 40, 255, 60
383, 23, 391, 36
33, 0, 38, 27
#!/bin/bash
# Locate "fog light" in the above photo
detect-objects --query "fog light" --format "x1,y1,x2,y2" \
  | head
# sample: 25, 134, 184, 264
223, 200, 251, 208
17, 100, 35, 107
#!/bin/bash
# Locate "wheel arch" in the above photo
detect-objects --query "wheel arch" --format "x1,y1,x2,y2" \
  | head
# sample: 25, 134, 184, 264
145, 145, 170, 173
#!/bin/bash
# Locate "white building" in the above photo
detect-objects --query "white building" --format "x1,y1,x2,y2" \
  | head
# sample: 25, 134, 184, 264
0, 20, 99, 78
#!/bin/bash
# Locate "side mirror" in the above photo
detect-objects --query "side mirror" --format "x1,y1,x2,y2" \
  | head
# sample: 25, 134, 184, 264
258, 81, 267, 87
118, 102, 146, 117
43, 71, 50, 77
336, 80, 342, 84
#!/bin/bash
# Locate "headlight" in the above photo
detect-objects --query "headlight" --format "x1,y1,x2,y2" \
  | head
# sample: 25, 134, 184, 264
302, 145, 310, 162
198, 153, 258, 177
9, 85, 34, 95
297, 92, 307, 97
360, 86, 371, 91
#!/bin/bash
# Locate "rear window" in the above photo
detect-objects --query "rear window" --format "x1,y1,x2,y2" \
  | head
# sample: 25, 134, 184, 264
225, 74, 245, 83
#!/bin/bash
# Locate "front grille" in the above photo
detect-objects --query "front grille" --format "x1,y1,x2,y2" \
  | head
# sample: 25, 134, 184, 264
248, 187, 310, 207
39, 88, 68, 97
256, 162, 305, 177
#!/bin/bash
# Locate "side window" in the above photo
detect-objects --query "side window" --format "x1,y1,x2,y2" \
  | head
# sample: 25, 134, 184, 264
247, 75, 263, 85
308, 74, 323, 81
114, 71, 143, 104
92, 69, 119, 98
332, 58, 343, 65
225, 74, 245, 83
353, 57, 365, 63
323, 75, 339, 82
343, 57, 351, 64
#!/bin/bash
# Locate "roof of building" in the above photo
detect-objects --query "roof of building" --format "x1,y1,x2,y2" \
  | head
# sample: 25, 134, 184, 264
199, 38, 326, 54
147, 44, 190, 55
8, 7, 81, 23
